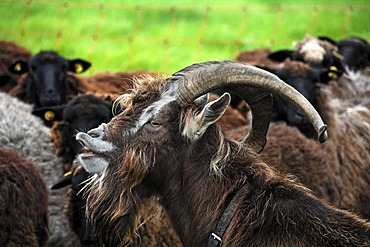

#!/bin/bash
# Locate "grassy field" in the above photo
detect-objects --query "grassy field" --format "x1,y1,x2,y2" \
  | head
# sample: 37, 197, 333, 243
1, 0, 370, 76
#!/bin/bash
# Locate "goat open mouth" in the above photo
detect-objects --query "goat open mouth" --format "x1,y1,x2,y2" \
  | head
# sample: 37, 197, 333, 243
82, 146, 95, 157
77, 139, 97, 158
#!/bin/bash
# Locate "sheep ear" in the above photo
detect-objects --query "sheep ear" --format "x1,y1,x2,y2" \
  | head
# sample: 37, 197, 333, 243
194, 93, 231, 137
68, 59, 91, 74
319, 66, 342, 83
8, 60, 28, 75
32, 105, 65, 122
317, 36, 337, 45
51, 171, 72, 190
268, 50, 294, 62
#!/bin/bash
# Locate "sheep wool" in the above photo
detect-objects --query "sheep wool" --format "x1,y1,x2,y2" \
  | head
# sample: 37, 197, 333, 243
0, 92, 80, 247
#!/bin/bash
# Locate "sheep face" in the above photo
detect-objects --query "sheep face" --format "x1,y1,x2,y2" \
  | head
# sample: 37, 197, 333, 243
260, 61, 339, 138
337, 37, 370, 76
62, 95, 113, 157
268, 36, 344, 72
8, 51, 90, 107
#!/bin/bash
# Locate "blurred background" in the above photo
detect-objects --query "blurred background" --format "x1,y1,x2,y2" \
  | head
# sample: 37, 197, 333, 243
1, 0, 369, 75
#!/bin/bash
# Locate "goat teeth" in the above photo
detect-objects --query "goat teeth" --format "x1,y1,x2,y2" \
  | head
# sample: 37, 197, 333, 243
77, 140, 85, 148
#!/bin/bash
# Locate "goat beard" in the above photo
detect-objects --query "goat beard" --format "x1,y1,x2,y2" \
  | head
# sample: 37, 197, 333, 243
85, 145, 155, 246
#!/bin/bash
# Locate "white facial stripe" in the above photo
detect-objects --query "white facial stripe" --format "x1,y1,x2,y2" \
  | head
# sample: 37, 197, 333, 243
134, 89, 176, 131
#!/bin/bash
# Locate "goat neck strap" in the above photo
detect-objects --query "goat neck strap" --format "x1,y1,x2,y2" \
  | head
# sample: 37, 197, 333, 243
207, 185, 247, 247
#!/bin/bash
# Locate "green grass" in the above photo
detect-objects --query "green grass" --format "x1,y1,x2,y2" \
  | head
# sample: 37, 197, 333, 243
1, 0, 370, 76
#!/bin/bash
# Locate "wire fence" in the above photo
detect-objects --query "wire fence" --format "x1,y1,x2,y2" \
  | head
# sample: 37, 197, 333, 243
1, 0, 370, 74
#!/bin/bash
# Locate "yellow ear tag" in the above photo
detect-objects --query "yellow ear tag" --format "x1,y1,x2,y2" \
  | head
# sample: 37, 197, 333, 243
64, 171, 72, 177
44, 111, 55, 121
328, 71, 338, 80
329, 66, 338, 71
74, 63, 83, 73
14, 63, 22, 72
334, 52, 344, 60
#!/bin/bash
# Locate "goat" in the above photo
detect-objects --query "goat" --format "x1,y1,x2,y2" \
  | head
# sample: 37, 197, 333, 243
0, 147, 49, 247
76, 60, 370, 246
0, 92, 80, 246
0, 40, 31, 92
46, 94, 182, 246
8, 50, 91, 108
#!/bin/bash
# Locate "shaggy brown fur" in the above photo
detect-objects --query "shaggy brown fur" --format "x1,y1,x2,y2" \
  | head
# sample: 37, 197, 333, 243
209, 93, 250, 131
80, 71, 158, 101
316, 84, 370, 219
235, 48, 279, 67
328, 66, 370, 99
295, 34, 340, 67
226, 88, 370, 220
0, 147, 49, 246
227, 122, 342, 204
0, 40, 31, 92
80, 74, 370, 246
64, 164, 183, 247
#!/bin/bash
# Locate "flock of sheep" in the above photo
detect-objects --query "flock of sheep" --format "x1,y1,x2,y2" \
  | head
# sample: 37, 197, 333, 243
0, 34, 369, 246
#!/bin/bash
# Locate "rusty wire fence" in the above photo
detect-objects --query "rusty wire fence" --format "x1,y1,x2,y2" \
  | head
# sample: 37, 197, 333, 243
1, 0, 370, 75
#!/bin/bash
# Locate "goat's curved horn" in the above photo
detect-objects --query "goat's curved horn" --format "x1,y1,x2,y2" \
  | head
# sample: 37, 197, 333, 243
169, 60, 328, 153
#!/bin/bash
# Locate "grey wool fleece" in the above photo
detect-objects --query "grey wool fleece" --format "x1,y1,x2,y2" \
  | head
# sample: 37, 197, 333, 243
0, 92, 80, 247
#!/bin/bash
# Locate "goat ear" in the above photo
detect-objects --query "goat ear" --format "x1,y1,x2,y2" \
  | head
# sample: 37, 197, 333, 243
32, 106, 65, 122
268, 50, 294, 62
8, 60, 28, 75
194, 93, 209, 107
68, 59, 91, 74
194, 93, 231, 137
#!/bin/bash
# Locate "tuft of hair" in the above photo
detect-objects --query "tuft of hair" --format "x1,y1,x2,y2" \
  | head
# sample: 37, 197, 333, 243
114, 74, 167, 114
296, 34, 339, 64
84, 144, 156, 246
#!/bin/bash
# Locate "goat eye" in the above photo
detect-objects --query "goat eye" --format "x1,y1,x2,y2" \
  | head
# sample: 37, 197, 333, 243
150, 120, 160, 127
